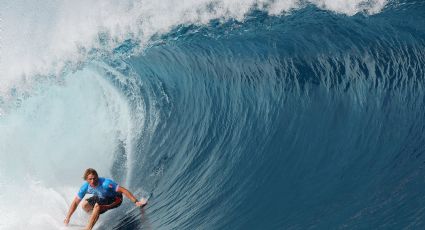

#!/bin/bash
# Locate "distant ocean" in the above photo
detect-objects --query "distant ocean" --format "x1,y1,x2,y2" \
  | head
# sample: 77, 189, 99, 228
1, 0, 425, 229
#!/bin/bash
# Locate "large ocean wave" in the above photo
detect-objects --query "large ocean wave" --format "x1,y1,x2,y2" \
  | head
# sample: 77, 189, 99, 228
1, 0, 425, 229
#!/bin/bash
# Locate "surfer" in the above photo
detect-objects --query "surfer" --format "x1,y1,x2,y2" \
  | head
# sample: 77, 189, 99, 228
64, 168, 147, 230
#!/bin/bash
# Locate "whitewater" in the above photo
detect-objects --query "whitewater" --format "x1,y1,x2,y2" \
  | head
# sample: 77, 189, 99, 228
1, 0, 425, 229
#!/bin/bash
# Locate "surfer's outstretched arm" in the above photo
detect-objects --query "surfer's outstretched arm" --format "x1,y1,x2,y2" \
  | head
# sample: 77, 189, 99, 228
117, 186, 147, 207
64, 197, 81, 225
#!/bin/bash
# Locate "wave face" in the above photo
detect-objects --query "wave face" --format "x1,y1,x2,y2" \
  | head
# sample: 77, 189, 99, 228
1, 0, 425, 229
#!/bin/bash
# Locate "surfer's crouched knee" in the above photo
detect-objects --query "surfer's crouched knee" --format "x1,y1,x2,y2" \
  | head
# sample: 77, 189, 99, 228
89, 194, 123, 214
81, 200, 92, 212
93, 203, 100, 212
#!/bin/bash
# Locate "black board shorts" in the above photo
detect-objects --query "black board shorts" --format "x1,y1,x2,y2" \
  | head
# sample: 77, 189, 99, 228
87, 194, 123, 214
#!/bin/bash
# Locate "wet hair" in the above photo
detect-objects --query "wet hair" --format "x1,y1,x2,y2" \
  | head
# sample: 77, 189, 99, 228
83, 168, 98, 180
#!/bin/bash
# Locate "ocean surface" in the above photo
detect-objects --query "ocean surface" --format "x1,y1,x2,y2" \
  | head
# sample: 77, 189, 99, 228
1, 0, 425, 229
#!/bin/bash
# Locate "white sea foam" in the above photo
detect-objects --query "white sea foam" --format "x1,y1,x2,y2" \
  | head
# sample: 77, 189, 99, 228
0, 67, 132, 229
311, 0, 388, 15
0, 0, 387, 96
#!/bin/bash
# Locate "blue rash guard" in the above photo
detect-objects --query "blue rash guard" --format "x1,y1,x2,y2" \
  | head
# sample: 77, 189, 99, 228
77, 177, 120, 200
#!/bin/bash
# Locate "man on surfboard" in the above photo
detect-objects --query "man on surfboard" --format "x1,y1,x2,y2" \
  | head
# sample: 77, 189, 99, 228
64, 168, 147, 230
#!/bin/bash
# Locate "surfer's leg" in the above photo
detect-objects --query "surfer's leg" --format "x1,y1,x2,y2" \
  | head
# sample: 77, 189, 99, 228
81, 200, 93, 213
82, 196, 99, 213
85, 203, 100, 230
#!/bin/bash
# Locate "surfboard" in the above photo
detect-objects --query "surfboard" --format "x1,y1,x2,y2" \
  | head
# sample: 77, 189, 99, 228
59, 224, 85, 230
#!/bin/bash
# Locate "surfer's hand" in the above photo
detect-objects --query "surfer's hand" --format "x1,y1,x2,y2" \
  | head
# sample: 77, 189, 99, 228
135, 198, 147, 208
64, 217, 70, 225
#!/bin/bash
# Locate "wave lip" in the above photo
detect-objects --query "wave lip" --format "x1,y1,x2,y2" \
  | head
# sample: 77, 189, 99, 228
0, 0, 388, 96
311, 0, 388, 15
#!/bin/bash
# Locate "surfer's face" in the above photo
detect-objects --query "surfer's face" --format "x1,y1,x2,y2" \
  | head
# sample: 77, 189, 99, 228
86, 173, 98, 187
